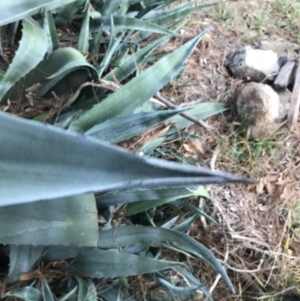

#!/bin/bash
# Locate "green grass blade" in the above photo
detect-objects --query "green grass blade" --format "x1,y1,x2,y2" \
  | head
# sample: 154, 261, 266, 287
74, 30, 209, 131
0, 194, 98, 246
8, 245, 44, 284
6, 287, 42, 301
97, 225, 235, 293
69, 249, 181, 278
86, 109, 184, 143
0, 0, 78, 26
0, 18, 47, 102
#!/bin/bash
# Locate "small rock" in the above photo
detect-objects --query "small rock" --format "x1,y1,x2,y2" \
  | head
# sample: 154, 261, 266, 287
258, 40, 300, 61
225, 46, 285, 82
232, 82, 287, 140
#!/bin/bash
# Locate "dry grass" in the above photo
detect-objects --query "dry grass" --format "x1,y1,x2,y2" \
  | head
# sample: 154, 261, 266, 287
158, 0, 300, 300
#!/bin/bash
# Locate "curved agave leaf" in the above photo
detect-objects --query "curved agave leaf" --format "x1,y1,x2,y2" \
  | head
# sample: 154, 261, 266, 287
55, 0, 86, 26
74, 31, 208, 131
58, 286, 78, 301
86, 279, 97, 301
35, 48, 98, 97
78, 5, 90, 53
6, 287, 42, 301
158, 277, 201, 294
104, 35, 166, 82
175, 266, 213, 301
42, 278, 55, 301
0, 111, 253, 206
0, 19, 48, 102
43, 11, 59, 52
8, 245, 44, 284
0, 0, 77, 26
0, 194, 98, 246
69, 249, 181, 278
97, 226, 235, 292
101, 0, 121, 15
126, 186, 208, 216
86, 109, 185, 143
91, 16, 175, 35
75, 277, 89, 301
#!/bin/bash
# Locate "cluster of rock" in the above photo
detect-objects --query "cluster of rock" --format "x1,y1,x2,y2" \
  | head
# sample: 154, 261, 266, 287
225, 44, 298, 139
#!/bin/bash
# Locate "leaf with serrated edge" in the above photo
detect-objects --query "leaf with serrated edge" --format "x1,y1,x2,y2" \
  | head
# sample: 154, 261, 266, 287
73, 30, 210, 131
97, 226, 235, 293
0, 111, 254, 206
69, 249, 181, 278
8, 245, 44, 284
0, 19, 47, 102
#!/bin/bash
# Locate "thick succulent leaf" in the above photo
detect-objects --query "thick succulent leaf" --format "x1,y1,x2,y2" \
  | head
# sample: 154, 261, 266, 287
167, 102, 228, 134
162, 216, 179, 229
58, 286, 78, 301
43, 10, 59, 52
69, 249, 181, 278
0, 111, 253, 206
86, 279, 97, 301
158, 277, 200, 294
176, 266, 213, 301
86, 109, 184, 143
8, 47, 98, 100
97, 226, 235, 292
104, 35, 166, 82
173, 214, 199, 232
97, 186, 210, 209
6, 287, 42, 301
73, 31, 209, 131
8, 245, 44, 284
42, 278, 55, 301
101, 0, 121, 15
170, 200, 217, 225
35, 48, 98, 97
55, 0, 86, 26
43, 246, 91, 261
97, 18, 126, 77
126, 186, 207, 216
91, 16, 175, 35
0, 19, 47, 102
78, 5, 90, 53
0, 194, 98, 246
0, 0, 77, 26
76, 277, 89, 301
104, 17, 187, 83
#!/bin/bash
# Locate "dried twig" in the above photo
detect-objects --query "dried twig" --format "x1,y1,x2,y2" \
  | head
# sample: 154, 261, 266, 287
154, 92, 213, 130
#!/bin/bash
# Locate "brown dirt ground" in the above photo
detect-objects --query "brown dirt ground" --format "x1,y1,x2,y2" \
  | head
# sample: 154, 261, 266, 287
159, 1, 300, 300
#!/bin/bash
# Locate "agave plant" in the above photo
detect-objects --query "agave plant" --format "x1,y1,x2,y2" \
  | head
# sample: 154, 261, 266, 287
0, 0, 254, 300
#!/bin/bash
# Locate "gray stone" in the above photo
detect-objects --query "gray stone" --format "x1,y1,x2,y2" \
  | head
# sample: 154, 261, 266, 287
232, 82, 287, 140
225, 46, 284, 82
